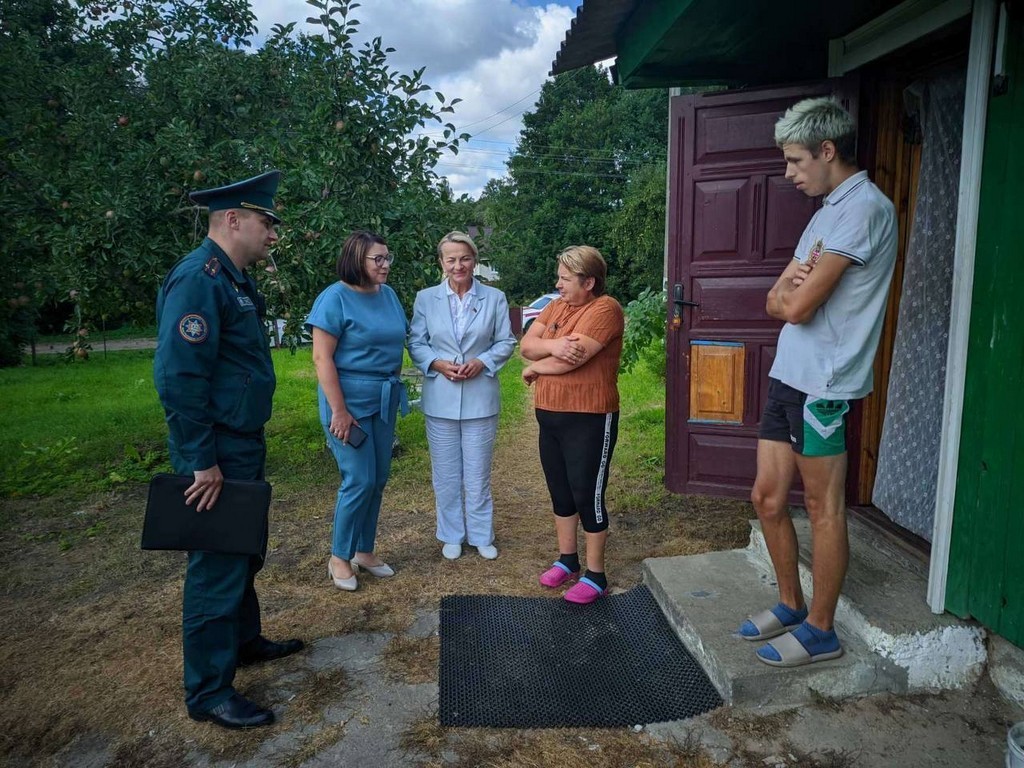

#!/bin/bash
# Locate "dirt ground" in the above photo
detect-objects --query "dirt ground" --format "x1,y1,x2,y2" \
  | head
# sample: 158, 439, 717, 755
0, 394, 1020, 767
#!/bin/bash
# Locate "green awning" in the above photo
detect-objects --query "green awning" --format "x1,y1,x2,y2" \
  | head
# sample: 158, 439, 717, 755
551, 0, 907, 88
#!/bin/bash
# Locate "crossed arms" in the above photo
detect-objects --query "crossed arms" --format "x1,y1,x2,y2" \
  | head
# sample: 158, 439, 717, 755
767, 252, 852, 324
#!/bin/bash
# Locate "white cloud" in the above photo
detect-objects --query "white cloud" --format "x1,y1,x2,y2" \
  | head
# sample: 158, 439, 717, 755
248, 1, 577, 197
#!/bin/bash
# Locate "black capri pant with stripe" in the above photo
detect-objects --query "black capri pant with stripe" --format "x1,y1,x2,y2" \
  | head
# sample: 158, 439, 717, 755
535, 409, 619, 533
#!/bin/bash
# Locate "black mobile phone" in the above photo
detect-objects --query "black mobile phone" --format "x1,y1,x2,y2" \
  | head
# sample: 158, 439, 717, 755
347, 423, 367, 448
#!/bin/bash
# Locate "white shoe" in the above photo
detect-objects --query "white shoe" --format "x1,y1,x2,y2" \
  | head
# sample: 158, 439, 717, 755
442, 543, 462, 560
352, 556, 395, 577
328, 561, 358, 591
476, 545, 498, 560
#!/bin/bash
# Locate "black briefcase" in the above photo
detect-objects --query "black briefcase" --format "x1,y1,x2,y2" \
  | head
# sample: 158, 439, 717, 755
141, 473, 270, 555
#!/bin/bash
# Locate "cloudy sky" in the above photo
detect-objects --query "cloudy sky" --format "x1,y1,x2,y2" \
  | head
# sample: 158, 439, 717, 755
249, 0, 583, 198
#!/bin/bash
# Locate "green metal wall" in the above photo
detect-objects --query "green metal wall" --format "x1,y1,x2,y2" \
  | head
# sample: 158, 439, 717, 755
946, 5, 1024, 647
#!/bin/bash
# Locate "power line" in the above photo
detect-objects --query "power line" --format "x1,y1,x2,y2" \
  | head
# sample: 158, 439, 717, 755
416, 87, 542, 138
455, 147, 664, 166
434, 161, 628, 180
415, 135, 668, 160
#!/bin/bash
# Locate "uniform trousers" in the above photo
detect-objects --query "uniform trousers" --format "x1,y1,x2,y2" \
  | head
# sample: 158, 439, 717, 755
173, 431, 267, 713
426, 414, 499, 547
324, 410, 397, 559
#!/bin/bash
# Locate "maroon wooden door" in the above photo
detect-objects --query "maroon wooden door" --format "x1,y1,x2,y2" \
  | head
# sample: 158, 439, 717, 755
665, 83, 850, 498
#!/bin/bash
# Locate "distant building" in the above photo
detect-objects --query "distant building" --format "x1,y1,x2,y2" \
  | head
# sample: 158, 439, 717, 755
467, 225, 499, 282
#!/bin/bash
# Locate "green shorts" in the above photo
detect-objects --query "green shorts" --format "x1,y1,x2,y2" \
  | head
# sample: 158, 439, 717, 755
759, 378, 850, 457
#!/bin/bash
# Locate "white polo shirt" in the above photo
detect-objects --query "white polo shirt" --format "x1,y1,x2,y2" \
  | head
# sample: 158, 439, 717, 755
769, 171, 897, 400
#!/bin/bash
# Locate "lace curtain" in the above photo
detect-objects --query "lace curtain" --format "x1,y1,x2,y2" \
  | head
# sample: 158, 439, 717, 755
872, 71, 966, 542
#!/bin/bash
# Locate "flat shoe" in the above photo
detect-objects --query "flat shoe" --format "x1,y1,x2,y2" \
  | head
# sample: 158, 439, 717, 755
188, 693, 274, 730
353, 557, 395, 577
442, 543, 462, 560
539, 561, 579, 588
238, 635, 305, 667
476, 545, 498, 560
738, 603, 809, 641
564, 577, 606, 605
328, 561, 358, 591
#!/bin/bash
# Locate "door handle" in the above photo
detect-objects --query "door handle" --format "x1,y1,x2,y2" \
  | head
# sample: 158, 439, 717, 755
672, 283, 699, 329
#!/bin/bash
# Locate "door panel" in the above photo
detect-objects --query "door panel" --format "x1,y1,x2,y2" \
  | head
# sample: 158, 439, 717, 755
692, 178, 754, 263
691, 276, 780, 328
690, 342, 745, 424
686, 431, 759, 495
765, 176, 820, 261
666, 83, 847, 498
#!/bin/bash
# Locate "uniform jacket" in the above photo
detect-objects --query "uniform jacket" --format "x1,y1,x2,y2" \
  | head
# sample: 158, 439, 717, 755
408, 279, 516, 420
154, 238, 276, 471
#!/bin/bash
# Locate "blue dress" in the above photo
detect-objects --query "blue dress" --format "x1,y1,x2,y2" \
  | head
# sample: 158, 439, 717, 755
305, 282, 408, 559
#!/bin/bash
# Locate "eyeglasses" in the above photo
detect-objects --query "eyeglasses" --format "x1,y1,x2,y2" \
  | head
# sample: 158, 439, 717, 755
365, 252, 394, 267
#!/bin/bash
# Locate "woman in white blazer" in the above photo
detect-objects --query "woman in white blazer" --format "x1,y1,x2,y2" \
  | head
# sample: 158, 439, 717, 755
408, 231, 517, 560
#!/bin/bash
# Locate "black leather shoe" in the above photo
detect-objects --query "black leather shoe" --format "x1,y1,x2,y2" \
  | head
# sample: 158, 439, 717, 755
237, 635, 305, 667
188, 693, 274, 729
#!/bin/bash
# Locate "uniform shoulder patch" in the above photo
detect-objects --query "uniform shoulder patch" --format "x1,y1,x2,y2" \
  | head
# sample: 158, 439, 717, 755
178, 313, 209, 343
203, 257, 221, 278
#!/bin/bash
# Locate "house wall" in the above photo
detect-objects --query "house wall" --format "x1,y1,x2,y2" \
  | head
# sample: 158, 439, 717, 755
945, 3, 1024, 648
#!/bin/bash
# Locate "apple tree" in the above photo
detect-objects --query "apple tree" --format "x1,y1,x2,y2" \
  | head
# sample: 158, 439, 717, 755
0, 0, 470, 362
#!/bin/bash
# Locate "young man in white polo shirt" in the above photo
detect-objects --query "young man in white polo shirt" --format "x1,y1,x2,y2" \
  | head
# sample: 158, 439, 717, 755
737, 97, 897, 667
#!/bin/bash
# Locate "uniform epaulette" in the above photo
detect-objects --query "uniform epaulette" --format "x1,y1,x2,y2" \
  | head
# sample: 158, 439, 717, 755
203, 257, 222, 278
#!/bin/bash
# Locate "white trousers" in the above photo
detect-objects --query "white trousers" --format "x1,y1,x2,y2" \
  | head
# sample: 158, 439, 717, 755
425, 415, 498, 547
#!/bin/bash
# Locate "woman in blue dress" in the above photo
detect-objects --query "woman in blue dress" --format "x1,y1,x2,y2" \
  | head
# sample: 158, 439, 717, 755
306, 231, 408, 592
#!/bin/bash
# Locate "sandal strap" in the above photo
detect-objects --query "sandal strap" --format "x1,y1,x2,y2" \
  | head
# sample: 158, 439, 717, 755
767, 631, 811, 664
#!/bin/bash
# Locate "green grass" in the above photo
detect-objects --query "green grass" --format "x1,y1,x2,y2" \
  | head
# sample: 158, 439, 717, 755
0, 351, 169, 497
0, 345, 660, 504
33, 323, 157, 346
613, 350, 668, 510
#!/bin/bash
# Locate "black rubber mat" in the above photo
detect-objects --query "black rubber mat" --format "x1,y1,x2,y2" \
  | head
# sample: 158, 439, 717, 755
439, 585, 722, 728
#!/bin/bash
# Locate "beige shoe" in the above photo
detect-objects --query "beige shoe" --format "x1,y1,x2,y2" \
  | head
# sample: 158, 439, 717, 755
328, 560, 358, 591
353, 556, 395, 577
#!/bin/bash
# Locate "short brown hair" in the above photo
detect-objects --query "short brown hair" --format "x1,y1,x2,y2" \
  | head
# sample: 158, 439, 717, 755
336, 230, 387, 287
557, 245, 607, 296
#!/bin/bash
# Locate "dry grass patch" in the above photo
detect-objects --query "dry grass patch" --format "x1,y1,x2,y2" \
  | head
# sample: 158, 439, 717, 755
407, 726, 724, 768
400, 712, 448, 758
278, 719, 351, 768
708, 706, 797, 742
0, 374, 753, 765
381, 635, 440, 684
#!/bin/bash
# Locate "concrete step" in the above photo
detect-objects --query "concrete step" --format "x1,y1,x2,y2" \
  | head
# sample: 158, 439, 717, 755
747, 516, 987, 690
643, 549, 908, 708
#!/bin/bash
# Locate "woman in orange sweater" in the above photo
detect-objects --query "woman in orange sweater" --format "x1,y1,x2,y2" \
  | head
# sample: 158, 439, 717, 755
521, 246, 624, 604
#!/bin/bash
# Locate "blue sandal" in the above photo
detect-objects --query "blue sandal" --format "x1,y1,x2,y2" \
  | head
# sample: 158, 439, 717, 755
738, 602, 808, 641
756, 621, 844, 667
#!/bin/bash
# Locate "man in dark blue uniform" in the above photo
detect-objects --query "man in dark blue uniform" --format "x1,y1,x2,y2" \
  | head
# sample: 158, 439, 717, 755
154, 170, 303, 730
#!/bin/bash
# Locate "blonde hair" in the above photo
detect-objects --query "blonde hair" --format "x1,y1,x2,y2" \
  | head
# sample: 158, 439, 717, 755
774, 97, 857, 164
557, 245, 607, 296
436, 231, 478, 260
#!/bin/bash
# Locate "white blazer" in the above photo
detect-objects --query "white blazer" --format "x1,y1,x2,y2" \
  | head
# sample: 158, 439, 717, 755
408, 279, 517, 420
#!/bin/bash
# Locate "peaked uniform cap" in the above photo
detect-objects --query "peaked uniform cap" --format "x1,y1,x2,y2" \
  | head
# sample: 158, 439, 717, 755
189, 170, 283, 223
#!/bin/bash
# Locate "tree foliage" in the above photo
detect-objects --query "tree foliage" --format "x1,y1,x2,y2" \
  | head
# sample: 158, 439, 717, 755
0, 0, 470, 362
479, 67, 668, 304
